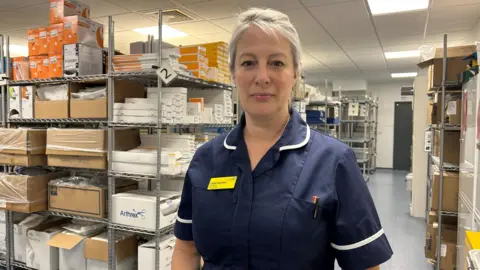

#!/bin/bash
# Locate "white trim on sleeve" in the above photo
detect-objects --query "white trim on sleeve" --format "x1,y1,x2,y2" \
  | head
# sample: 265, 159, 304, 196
176, 216, 193, 224
331, 228, 384, 251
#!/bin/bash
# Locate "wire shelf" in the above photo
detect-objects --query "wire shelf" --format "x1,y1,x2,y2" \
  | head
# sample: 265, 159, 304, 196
341, 120, 374, 123
0, 258, 5, 267
48, 211, 109, 223
8, 118, 107, 124
440, 211, 458, 217
430, 124, 461, 131
341, 138, 373, 143
110, 71, 234, 90
431, 156, 460, 172
8, 75, 108, 86
11, 261, 36, 269
109, 171, 157, 181
109, 122, 235, 129
109, 223, 174, 236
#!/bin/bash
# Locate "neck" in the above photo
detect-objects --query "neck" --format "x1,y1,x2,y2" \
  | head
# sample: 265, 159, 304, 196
244, 109, 290, 142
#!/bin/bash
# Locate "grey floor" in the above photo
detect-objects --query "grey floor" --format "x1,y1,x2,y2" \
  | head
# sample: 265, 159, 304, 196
335, 169, 431, 270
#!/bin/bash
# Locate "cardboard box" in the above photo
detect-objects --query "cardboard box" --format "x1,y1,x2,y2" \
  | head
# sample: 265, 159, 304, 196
446, 99, 461, 125
46, 128, 139, 157
49, 54, 63, 78
50, 0, 90, 24
0, 171, 67, 213
85, 232, 137, 270
425, 224, 457, 269
179, 45, 206, 56
26, 226, 64, 270
48, 180, 138, 218
30, 56, 49, 79
35, 100, 69, 119
47, 232, 88, 270
63, 16, 103, 49
63, 43, 103, 77
428, 211, 457, 226
433, 130, 460, 165
431, 171, 459, 213
138, 234, 176, 270
48, 23, 64, 55
0, 128, 46, 155
11, 57, 30, 80
112, 190, 180, 230
28, 27, 48, 56
9, 86, 34, 119
70, 80, 145, 118
426, 57, 467, 89
419, 45, 476, 65
47, 155, 105, 169
0, 153, 47, 167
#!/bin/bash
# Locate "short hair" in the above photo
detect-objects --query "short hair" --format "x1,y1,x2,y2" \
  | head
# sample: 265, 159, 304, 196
228, 7, 302, 75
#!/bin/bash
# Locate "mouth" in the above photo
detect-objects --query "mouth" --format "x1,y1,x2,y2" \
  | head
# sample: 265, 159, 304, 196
250, 93, 274, 97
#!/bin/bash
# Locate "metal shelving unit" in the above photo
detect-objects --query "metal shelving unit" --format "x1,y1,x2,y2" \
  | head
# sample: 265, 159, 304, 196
0, 9, 236, 270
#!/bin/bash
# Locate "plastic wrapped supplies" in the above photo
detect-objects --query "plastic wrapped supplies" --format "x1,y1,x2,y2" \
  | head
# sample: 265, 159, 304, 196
71, 86, 106, 100
62, 220, 106, 236
36, 84, 69, 101
0, 128, 46, 155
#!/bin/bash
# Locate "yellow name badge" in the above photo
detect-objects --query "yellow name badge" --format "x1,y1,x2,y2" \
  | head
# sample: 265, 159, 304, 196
208, 176, 237, 190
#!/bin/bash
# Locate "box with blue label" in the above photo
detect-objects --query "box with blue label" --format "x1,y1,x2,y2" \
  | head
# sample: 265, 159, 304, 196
112, 190, 181, 231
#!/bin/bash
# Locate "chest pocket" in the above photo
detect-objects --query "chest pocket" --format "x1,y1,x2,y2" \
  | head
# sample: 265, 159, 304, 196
191, 176, 239, 261
280, 195, 333, 268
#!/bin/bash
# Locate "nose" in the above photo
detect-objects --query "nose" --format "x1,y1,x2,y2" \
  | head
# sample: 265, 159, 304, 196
255, 64, 270, 86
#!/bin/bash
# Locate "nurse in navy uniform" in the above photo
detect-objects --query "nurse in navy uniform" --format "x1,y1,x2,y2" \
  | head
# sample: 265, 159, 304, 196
172, 7, 393, 270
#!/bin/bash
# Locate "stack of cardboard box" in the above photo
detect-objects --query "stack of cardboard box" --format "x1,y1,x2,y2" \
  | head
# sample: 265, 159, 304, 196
179, 45, 209, 80
25, 0, 103, 80
202, 42, 231, 85
187, 88, 234, 124
0, 128, 47, 166
425, 211, 458, 270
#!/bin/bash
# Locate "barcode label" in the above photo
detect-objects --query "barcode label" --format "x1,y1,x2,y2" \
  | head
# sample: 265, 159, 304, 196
65, 22, 72, 29
50, 2, 57, 8
50, 57, 57, 63
28, 35, 35, 42
30, 62, 37, 68
39, 31, 47, 39
43, 59, 49, 66
50, 30, 58, 37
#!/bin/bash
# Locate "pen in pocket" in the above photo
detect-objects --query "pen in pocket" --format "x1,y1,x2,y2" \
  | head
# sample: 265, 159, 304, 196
312, 196, 319, 219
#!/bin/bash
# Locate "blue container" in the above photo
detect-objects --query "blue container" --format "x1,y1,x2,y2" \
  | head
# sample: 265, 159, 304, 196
327, 117, 339, 124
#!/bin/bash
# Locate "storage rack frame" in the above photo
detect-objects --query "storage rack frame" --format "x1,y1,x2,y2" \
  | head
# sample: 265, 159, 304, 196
0, 9, 236, 270
339, 94, 377, 182
307, 83, 342, 139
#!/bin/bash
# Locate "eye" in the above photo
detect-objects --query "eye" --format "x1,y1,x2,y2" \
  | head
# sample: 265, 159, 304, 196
270, 60, 285, 67
241, 60, 255, 67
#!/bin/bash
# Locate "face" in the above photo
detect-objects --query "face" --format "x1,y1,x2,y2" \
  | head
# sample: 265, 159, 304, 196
232, 26, 296, 118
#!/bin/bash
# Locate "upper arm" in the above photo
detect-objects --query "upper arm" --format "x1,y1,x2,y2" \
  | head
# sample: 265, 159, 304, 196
332, 148, 393, 269
174, 171, 194, 240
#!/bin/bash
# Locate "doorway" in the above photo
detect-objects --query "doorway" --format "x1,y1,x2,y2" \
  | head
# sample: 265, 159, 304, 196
393, 101, 413, 171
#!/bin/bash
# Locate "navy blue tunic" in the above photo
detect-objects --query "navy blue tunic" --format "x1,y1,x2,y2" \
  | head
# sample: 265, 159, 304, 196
175, 109, 393, 270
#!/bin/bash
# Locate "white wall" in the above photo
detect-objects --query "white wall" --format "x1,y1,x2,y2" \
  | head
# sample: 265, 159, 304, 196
370, 81, 413, 168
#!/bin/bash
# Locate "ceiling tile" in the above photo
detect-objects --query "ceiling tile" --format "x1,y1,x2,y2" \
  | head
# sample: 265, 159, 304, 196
301, 52, 326, 70
432, 0, 480, 7
336, 33, 380, 48
346, 46, 383, 56
386, 57, 419, 70
309, 1, 369, 22
15, 2, 50, 24
282, 8, 318, 29
0, 10, 48, 31
81, 0, 130, 18
183, 0, 246, 20
373, 11, 426, 38
105, 0, 178, 12
425, 31, 473, 43
380, 35, 423, 46
172, 0, 215, 4
383, 44, 421, 52
165, 36, 207, 46
0, 0, 48, 10
350, 53, 387, 70
111, 13, 157, 30
430, 3, 480, 20
301, 0, 361, 7
245, 0, 303, 10
194, 31, 232, 43
427, 18, 476, 33
174, 20, 226, 35
114, 30, 149, 44
93, 16, 129, 31
210, 17, 238, 32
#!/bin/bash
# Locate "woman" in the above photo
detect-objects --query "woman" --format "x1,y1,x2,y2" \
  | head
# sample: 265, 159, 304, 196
172, 7, 393, 270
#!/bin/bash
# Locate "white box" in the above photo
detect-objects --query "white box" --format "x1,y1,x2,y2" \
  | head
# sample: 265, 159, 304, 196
9, 86, 34, 118
124, 98, 157, 105
87, 256, 136, 270
15, 215, 49, 263
27, 227, 63, 270
0, 221, 5, 235
63, 43, 102, 77
138, 234, 176, 270
112, 191, 180, 231
114, 102, 157, 110
112, 150, 181, 165
114, 109, 158, 117
111, 162, 182, 176
113, 115, 157, 123
47, 232, 87, 270
202, 107, 213, 123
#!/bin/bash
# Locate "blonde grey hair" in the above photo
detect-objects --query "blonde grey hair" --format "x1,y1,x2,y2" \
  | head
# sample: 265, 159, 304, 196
228, 8, 302, 75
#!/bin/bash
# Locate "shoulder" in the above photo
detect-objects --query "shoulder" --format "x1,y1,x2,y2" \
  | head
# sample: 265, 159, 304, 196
308, 128, 351, 162
189, 132, 229, 168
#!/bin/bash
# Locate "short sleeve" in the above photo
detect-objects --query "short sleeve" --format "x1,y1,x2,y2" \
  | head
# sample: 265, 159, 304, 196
332, 148, 393, 269
174, 172, 194, 241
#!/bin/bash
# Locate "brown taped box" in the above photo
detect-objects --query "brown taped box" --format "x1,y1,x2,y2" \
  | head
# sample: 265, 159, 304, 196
0, 153, 47, 166
46, 128, 140, 157
0, 128, 46, 155
425, 224, 457, 269
35, 100, 69, 119
70, 80, 146, 119
425, 57, 467, 89
48, 155, 106, 169
0, 171, 68, 213
84, 232, 137, 262
428, 211, 457, 226
48, 180, 138, 218
433, 130, 460, 165
418, 45, 476, 68
430, 171, 459, 213
446, 99, 462, 125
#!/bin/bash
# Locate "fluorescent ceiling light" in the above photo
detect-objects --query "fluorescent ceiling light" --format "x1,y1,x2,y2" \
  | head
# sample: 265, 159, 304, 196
4, 45, 28, 57
368, 0, 429, 15
133, 25, 187, 39
385, 50, 420, 59
391, 72, 417, 78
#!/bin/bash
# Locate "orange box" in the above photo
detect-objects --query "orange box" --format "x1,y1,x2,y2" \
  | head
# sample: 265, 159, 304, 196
49, 54, 63, 78
28, 28, 48, 56
30, 56, 49, 79
184, 61, 208, 71
48, 24, 64, 55
192, 70, 208, 80
63, 16, 104, 49
189, 98, 204, 111
11, 57, 30, 81
180, 46, 207, 56
50, 0, 90, 24
179, 54, 208, 64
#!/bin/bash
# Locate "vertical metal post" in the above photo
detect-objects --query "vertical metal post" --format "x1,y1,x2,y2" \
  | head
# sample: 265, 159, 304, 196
155, 10, 164, 270
0, 34, 5, 128
435, 34, 447, 270
107, 16, 117, 270
4, 37, 9, 124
